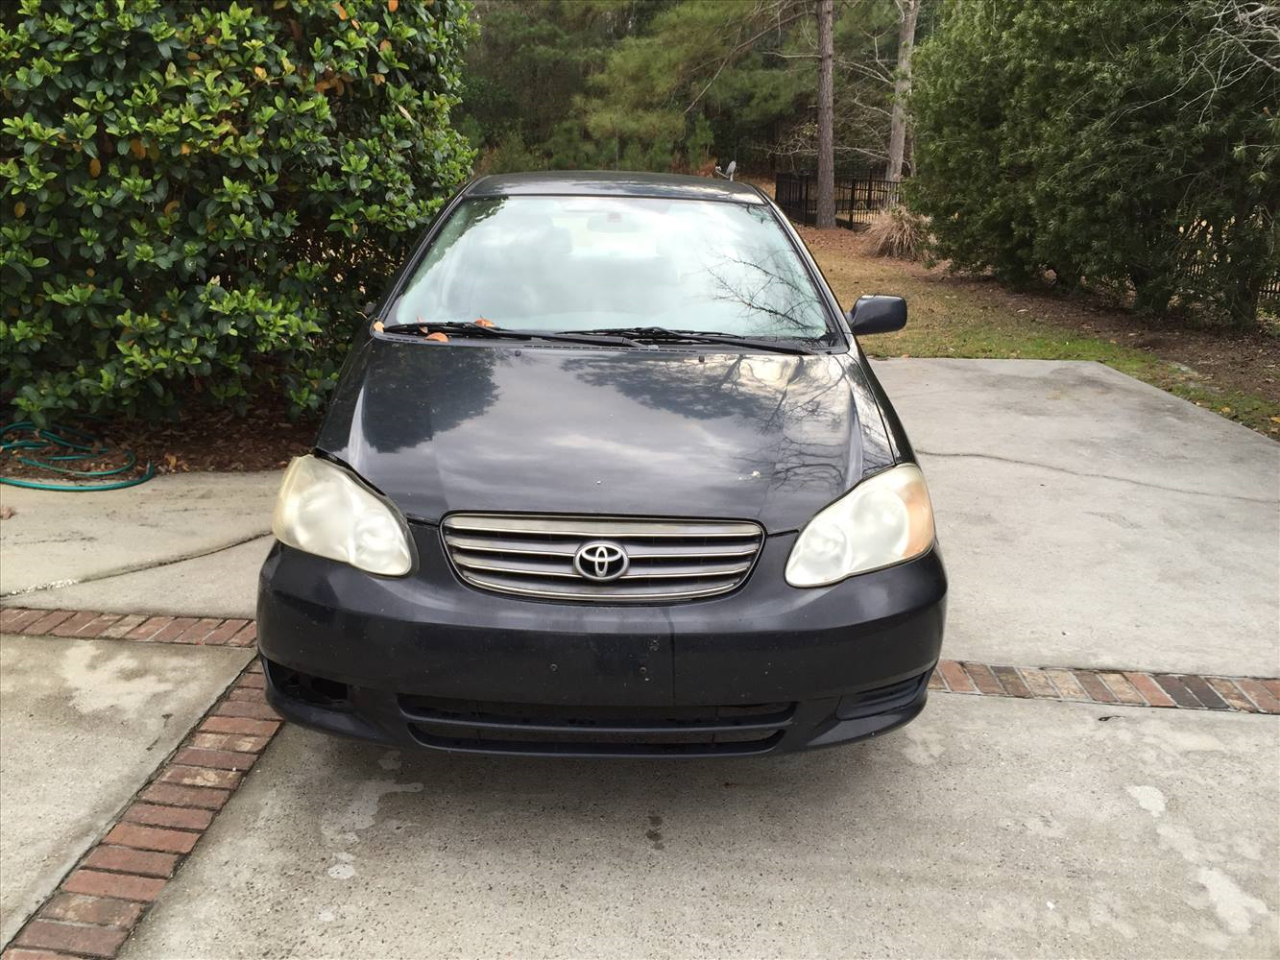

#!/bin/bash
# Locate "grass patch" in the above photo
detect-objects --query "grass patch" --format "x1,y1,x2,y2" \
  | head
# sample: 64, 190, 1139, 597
802, 228, 1280, 438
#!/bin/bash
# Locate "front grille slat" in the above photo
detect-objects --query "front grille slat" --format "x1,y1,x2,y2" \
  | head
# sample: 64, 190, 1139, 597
622, 560, 754, 579
442, 513, 764, 603
452, 553, 580, 579
462, 572, 745, 602
443, 535, 578, 558
444, 516, 761, 539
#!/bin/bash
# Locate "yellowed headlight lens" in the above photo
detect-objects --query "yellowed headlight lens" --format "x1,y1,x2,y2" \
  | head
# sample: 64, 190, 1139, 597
785, 464, 935, 587
272, 455, 412, 576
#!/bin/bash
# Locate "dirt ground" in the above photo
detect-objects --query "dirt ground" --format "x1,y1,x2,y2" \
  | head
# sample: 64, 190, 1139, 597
1, 401, 316, 484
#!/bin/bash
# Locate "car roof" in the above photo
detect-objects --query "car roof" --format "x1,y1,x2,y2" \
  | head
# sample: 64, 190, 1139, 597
464, 171, 766, 204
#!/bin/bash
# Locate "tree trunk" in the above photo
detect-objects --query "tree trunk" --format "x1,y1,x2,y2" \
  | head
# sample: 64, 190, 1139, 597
886, 0, 921, 182
815, 0, 836, 229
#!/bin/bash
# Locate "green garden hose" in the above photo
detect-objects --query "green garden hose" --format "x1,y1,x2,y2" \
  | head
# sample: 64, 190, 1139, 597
0, 421, 155, 491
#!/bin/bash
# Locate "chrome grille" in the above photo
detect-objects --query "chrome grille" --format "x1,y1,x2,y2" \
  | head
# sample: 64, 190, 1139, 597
441, 514, 764, 602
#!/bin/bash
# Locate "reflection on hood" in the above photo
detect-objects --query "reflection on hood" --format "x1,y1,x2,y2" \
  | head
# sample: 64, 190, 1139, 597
318, 341, 894, 533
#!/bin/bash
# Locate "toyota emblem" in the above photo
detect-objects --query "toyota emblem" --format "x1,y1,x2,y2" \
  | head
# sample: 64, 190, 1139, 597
573, 541, 629, 582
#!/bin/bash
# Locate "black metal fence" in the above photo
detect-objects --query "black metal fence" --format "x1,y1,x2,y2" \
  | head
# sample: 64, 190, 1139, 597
1183, 259, 1280, 305
775, 172, 903, 229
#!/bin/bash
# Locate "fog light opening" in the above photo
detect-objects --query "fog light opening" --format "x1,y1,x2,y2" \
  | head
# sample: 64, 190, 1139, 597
266, 660, 351, 709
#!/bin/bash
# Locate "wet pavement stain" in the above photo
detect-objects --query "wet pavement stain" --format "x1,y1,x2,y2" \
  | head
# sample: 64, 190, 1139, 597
646, 813, 664, 850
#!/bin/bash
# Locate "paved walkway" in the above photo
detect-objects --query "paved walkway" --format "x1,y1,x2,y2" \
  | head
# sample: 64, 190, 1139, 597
0, 472, 278, 600
0, 633, 250, 947
1, 359, 1276, 959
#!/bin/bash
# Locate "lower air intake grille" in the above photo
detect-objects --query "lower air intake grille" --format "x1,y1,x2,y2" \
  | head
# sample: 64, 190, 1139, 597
400, 697, 794, 757
441, 514, 764, 602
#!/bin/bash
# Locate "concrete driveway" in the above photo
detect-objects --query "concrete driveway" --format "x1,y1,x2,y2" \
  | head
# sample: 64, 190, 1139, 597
1, 359, 1276, 959
876, 360, 1279, 678
0, 471, 279, 600
120, 698, 1275, 959
0, 636, 250, 945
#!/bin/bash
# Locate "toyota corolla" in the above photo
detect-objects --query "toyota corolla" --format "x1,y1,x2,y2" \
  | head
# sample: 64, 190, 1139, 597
257, 171, 947, 757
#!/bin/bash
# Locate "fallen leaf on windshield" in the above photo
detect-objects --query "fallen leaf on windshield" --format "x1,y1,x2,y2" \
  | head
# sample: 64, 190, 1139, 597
475, 317, 494, 328
425, 332, 449, 342
373, 321, 384, 332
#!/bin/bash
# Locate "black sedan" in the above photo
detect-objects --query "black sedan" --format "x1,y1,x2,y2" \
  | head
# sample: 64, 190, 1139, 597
257, 171, 946, 757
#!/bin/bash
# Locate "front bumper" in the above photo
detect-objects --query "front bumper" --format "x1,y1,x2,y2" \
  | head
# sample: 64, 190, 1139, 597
257, 524, 946, 757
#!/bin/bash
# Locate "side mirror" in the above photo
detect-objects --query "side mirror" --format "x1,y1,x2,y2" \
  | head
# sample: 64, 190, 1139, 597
847, 295, 907, 335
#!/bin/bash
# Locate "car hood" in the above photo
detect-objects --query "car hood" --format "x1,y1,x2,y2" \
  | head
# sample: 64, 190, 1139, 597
316, 340, 895, 534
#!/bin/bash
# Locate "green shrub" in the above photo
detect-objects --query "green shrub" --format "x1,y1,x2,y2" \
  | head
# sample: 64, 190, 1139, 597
908, 0, 1278, 328
1, 0, 475, 423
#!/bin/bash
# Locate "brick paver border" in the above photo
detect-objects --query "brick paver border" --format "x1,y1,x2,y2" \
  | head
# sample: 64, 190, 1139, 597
2, 659, 280, 960
0, 607, 255, 647
0, 603, 1276, 957
925, 659, 1280, 713
3, 604, 1278, 714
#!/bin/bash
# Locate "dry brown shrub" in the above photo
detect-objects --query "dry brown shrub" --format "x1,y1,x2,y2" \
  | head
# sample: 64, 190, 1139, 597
862, 207, 931, 261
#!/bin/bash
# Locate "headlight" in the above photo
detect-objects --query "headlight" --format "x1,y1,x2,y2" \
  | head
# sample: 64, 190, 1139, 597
785, 464, 935, 587
271, 455, 413, 576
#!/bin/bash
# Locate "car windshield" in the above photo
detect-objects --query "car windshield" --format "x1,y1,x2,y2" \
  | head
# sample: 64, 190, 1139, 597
387, 196, 833, 340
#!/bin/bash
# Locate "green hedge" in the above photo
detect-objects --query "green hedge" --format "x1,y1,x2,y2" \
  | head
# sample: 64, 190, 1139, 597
1, 0, 475, 423
908, 0, 1278, 328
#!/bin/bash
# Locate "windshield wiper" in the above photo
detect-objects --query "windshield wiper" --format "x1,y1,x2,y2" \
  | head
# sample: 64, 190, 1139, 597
379, 321, 645, 349
570, 326, 818, 356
